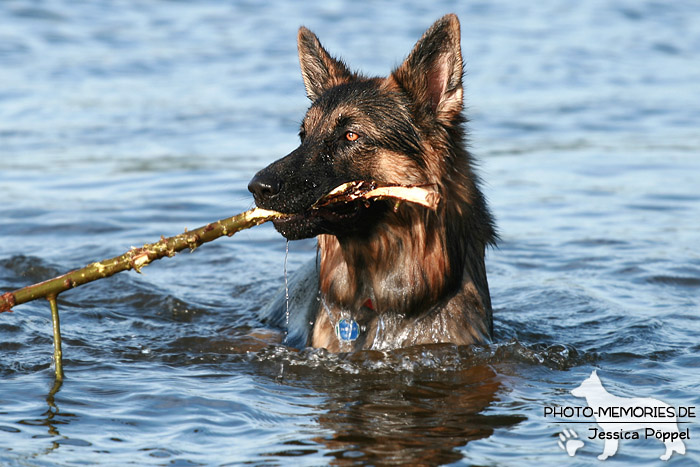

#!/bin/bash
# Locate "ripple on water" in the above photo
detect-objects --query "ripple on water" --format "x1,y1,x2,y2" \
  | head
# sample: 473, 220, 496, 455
646, 275, 700, 288
2, 1, 700, 465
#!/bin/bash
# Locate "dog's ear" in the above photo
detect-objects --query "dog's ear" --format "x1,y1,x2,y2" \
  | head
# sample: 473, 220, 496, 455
297, 27, 354, 101
392, 14, 463, 118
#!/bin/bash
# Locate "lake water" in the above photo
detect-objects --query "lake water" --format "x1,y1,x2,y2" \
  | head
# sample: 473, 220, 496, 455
1, 1, 699, 465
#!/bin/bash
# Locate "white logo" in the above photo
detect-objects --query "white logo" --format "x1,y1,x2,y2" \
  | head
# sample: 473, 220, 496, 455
569, 370, 687, 461
557, 428, 584, 456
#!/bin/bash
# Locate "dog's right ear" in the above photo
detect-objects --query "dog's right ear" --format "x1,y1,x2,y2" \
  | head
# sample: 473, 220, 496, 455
298, 27, 354, 101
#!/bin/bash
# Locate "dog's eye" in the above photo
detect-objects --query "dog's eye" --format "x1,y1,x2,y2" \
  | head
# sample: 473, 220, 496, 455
345, 131, 360, 142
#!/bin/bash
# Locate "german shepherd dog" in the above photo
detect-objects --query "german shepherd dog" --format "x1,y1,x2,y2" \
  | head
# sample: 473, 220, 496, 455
248, 14, 496, 352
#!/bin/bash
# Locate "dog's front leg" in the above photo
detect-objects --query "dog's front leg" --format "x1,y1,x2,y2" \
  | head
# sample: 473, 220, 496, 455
598, 436, 619, 460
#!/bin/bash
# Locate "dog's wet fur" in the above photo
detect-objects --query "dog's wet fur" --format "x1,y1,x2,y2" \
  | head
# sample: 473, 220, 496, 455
249, 14, 496, 351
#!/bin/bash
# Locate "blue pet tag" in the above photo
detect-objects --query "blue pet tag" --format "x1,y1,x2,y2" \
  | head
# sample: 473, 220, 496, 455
335, 318, 360, 341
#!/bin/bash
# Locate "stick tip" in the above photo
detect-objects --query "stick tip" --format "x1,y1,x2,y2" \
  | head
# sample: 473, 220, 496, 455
0, 292, 16, 313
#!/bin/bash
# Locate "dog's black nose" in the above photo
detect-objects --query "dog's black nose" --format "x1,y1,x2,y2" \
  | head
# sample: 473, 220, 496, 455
248, 172, 281, 200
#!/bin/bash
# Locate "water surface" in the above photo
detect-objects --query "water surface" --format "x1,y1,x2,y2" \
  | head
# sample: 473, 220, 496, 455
1, 1, 699, 465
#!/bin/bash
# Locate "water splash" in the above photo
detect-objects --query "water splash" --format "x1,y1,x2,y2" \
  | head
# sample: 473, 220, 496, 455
252, 339, 596, 375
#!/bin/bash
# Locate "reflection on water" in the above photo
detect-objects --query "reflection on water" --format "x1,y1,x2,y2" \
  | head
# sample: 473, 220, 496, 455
16, 379, 66, 457
1, 0, 700, 465
252, 347, 511, 464
311, 366, 503, 465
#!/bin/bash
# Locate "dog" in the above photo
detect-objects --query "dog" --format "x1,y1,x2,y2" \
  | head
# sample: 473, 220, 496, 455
248, 14, 497, 352
571, 370, 686, 461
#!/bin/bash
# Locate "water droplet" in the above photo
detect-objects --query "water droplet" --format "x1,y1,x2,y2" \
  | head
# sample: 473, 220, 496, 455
284, 240, 290, 336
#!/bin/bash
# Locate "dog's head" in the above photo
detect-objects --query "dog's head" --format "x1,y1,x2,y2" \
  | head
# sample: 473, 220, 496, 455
248, 15, 465, 240
571, 370, 602, 398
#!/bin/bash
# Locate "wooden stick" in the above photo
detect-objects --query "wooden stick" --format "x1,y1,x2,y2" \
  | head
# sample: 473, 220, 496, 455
0, 183, 439, 313
48, 295, 64, 381
313, 181, 440, 211
0, 208, 283, 313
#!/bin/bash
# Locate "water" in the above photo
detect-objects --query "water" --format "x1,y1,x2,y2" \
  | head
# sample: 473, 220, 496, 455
1, 0, 699, 465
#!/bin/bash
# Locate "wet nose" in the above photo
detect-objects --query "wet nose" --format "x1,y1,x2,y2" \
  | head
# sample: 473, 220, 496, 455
248, 172, 281, 200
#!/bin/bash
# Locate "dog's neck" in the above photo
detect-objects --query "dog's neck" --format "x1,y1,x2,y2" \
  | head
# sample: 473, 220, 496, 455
579, 379, 610, 408
318, 205, 456, 317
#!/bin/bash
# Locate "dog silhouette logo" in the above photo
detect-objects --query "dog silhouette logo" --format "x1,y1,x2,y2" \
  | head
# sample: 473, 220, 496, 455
570, 370, 686, 461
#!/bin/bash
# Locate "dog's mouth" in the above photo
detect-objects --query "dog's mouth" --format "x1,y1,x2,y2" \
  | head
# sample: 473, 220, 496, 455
270, 181, 440, 240
270, 199, 363, 237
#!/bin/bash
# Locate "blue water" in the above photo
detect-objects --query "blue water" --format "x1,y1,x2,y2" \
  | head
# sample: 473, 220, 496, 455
1, 1, 700, 465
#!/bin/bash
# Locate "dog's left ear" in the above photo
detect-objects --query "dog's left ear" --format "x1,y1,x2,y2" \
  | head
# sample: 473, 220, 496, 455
298, 27, 355, 101
392, 14, 464, 119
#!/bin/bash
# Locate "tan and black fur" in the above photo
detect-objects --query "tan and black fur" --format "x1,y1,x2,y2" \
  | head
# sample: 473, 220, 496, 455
249, 14, 496, 351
